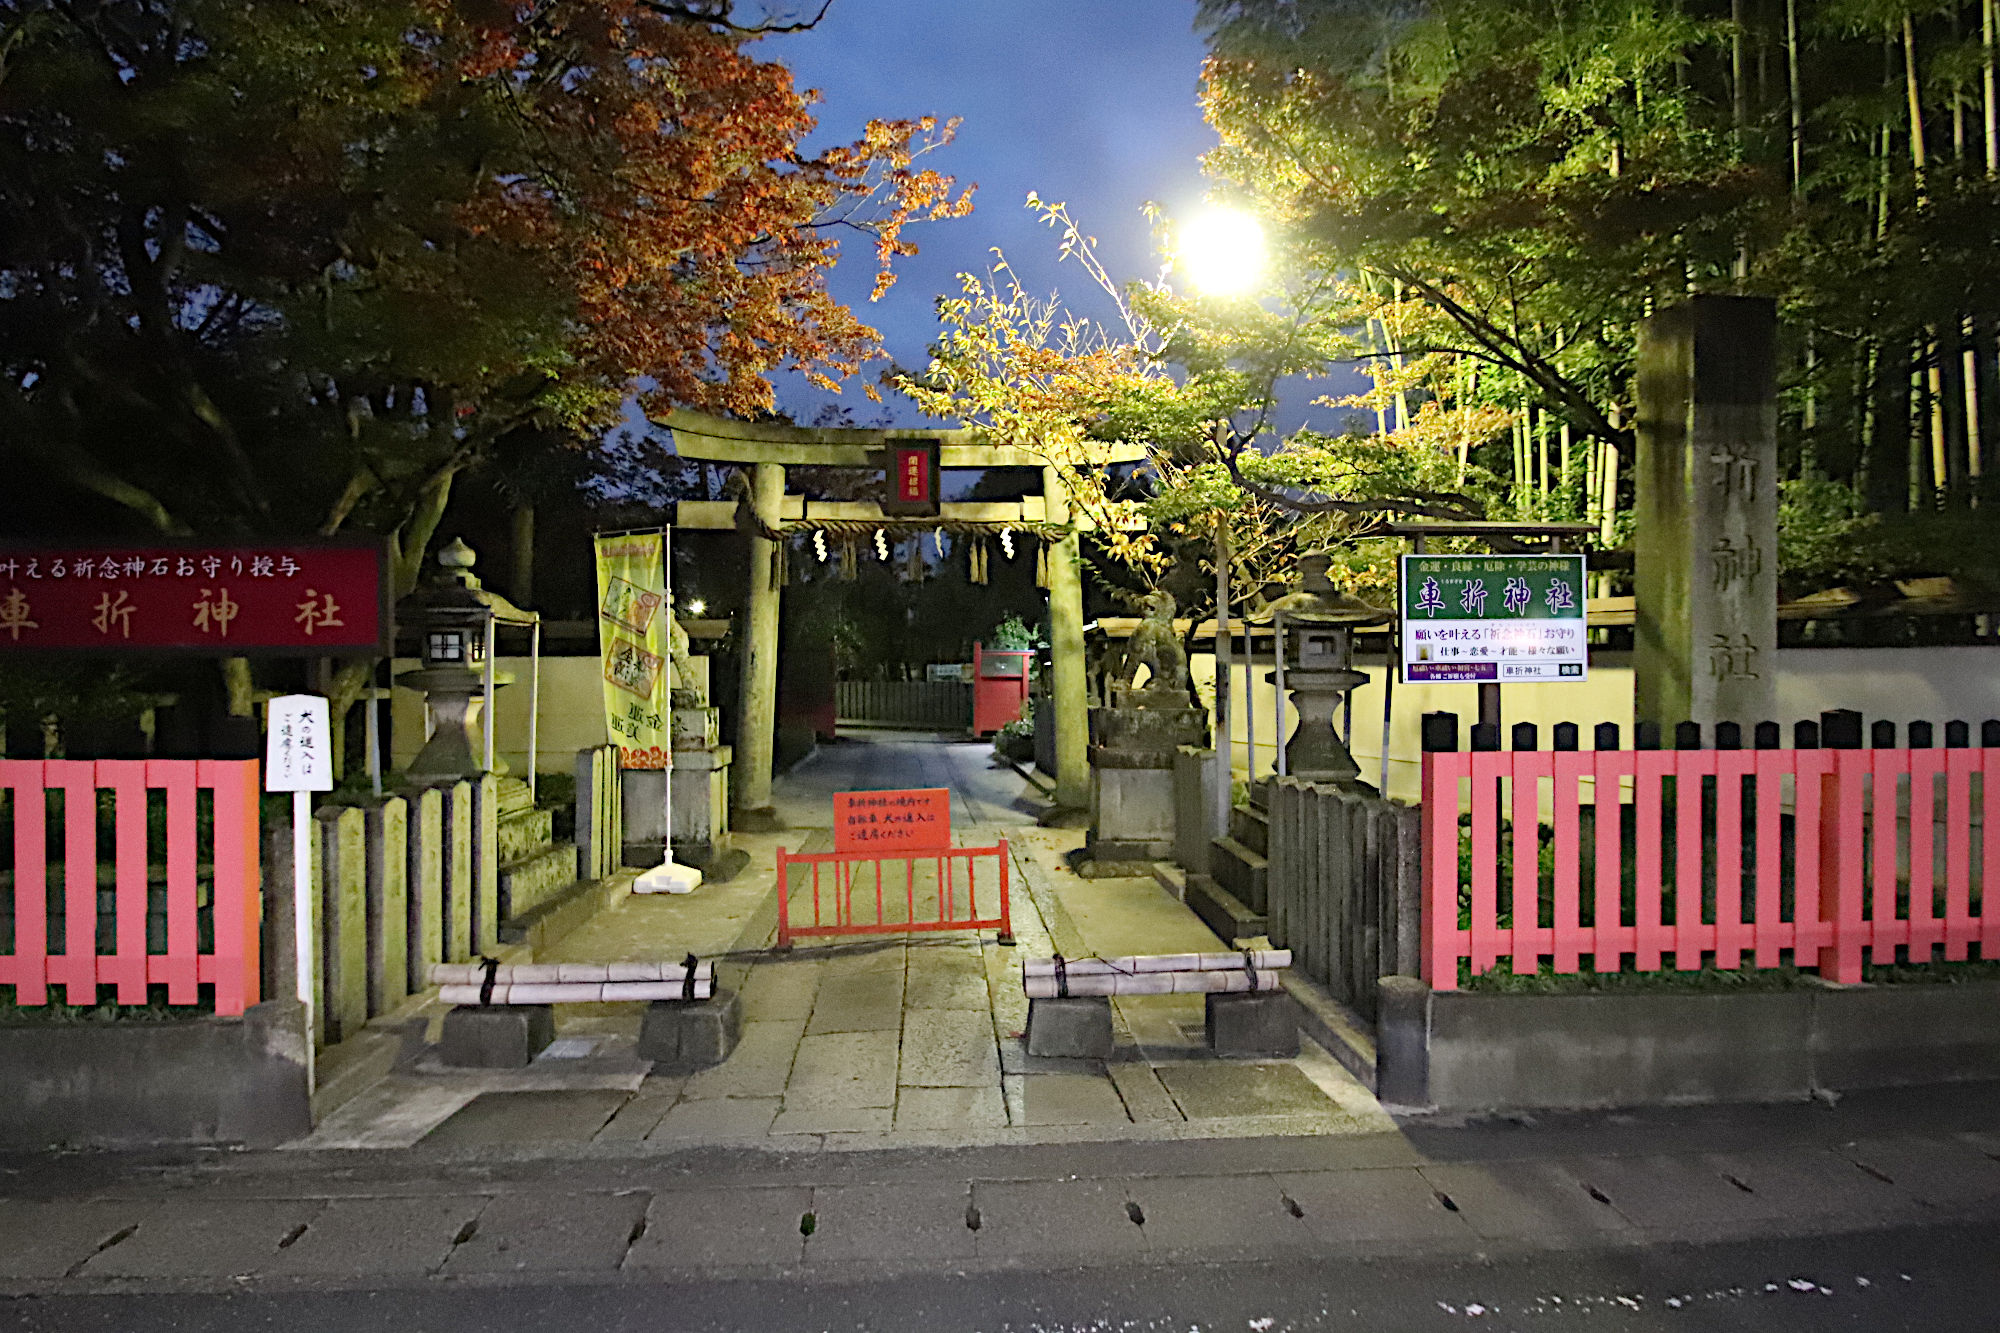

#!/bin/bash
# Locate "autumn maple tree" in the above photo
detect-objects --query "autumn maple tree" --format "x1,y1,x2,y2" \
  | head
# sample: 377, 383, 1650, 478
0, 0, 969, 731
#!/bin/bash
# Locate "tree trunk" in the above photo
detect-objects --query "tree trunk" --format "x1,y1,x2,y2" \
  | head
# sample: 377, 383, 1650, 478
1731, 0, 1751, 280
1986, 0, 1997, 176
221, 657, 255, 717
1904, 13, 1930, 182
510, 503, 536, 605
323, 466, 461, 787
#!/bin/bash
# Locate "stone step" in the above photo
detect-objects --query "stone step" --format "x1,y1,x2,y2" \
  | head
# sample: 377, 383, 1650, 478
1184, 872, 1267, 945
496, 777, 535, 818
497, 807, 555, 865
1208, 835, 1269, 915
498, 842, 577, 922
1229, 803, 1270, 857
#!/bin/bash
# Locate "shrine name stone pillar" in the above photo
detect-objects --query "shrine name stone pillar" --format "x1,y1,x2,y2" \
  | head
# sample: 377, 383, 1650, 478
1043, 465, 1089, 811
735, 461, 785, 822
1634, 295, 1778, 731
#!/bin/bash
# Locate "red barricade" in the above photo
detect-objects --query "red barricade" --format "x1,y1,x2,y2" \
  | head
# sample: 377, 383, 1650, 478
775, 840, 1013, 949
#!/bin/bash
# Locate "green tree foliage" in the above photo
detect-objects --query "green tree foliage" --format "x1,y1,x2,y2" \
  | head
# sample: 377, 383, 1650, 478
902, 199, 1516, 614
1197, 0, 2000, 587
0, 0, 966, 739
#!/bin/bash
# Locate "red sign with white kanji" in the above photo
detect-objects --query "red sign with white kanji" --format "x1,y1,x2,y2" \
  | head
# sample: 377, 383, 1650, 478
884, 441, 940, 516
833, 787, 951, 852
0, 545, 385, 654
893, 445, 932, 504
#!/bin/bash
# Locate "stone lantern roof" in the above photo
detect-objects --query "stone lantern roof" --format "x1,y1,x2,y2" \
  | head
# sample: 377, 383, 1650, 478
1253, 553, 1390, 627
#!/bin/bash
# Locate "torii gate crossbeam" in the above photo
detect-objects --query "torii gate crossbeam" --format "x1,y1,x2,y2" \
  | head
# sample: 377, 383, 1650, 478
662, 410, 1147, 823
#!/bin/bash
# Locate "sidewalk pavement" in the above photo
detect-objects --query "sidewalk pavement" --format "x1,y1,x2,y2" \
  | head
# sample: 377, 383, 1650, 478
303, 735, 1384, 1152
2, 1084, 1997, 1294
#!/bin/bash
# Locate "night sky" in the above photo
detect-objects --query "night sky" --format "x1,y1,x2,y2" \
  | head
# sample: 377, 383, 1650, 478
765, 0, 1217, 425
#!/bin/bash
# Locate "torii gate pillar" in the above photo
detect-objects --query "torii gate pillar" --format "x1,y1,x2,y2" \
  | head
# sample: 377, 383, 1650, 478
1043, 465, 1089, 811
735, 461, 785, 823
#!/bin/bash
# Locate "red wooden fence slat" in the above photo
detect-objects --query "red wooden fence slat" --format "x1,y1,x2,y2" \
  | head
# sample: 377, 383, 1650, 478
1591, 751, 1631, 973
46, 759, 100, 1005
0, 761, 49, 1005
1788, 750, 1826, 963
1551, 751, 1589, 973
1632, 752, 1673, 971
1942, 749, 1977, 961
1510, 752, 1552, 976
100, 761, 151, 1004
1713, 750, 1757, 971
1420, 751, 1469, 989
203, 759, 260, 1016
1672, 750, 1716, 970
1984, 749, 2000, 960
1908, 749, 1945, 957
1819, 750, 1870, 984
1868, 748, 1908, 963
1468, 752, 1505, 976
1751, 750, 1788, 968
152, 761, 201, 1003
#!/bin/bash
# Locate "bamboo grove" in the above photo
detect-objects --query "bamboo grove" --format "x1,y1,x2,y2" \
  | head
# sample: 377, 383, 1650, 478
1193, 0, 2000, 590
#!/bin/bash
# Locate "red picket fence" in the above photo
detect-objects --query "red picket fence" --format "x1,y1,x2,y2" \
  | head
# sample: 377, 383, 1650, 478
775, 840, 1013, 948
0, 759, 262, 1014
1420, 717, 2000, 989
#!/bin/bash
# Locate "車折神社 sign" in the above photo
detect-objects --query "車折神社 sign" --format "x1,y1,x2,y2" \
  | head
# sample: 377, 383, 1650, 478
0, 544, 385, 654
1399, 553, 1588, 683
833, 788, 950, 852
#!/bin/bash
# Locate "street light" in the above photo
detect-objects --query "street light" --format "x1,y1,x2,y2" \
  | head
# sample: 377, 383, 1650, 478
1178, 208, 1266, 297
1174, 208, 1267, 833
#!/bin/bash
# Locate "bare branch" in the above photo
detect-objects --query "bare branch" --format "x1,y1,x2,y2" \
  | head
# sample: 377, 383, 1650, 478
633, 0, 835, 34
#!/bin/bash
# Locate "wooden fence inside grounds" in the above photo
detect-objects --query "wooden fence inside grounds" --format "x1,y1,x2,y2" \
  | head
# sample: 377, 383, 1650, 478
835, 680, 972, 732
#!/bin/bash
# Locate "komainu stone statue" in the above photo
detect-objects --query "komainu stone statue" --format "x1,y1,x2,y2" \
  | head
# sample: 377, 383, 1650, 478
1117, 590, 1188, 695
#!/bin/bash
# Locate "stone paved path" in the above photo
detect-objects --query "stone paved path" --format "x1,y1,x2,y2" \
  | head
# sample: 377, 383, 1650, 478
300, 735, 1384, 1151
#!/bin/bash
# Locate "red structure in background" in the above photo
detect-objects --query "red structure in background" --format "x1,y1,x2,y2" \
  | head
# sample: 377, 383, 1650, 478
971, 641, 1032, 737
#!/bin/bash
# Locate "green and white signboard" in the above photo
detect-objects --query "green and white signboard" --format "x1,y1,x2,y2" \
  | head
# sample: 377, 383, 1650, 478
1399, 554, 1589, 683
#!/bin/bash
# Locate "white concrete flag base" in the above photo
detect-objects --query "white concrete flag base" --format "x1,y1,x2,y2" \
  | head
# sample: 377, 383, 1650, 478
634, 860, 703, 894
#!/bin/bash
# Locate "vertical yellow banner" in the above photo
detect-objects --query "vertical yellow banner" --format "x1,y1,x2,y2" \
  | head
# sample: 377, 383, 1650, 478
594, 530, 672, 770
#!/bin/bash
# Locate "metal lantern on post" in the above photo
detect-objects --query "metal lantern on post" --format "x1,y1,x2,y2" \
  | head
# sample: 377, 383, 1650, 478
1260, 553, 1390, 791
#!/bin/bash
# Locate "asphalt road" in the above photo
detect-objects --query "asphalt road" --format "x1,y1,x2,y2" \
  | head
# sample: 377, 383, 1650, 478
4, 1220, 1994, 1333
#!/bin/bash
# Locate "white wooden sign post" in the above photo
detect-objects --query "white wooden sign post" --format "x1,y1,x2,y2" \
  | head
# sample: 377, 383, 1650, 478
265, 695, 333, 1082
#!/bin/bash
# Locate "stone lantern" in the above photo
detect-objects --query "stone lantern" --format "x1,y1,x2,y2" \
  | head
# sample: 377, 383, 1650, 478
399, 540, 511, 783
1260, 553, 1389, 791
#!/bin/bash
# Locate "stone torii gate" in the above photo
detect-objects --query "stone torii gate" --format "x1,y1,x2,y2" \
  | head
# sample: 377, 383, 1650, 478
663, 410, 1147, 824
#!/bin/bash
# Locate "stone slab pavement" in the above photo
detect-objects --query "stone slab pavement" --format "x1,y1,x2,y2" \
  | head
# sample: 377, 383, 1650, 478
301, 735, 1385, 1153
3, 1082, 1999, 1294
